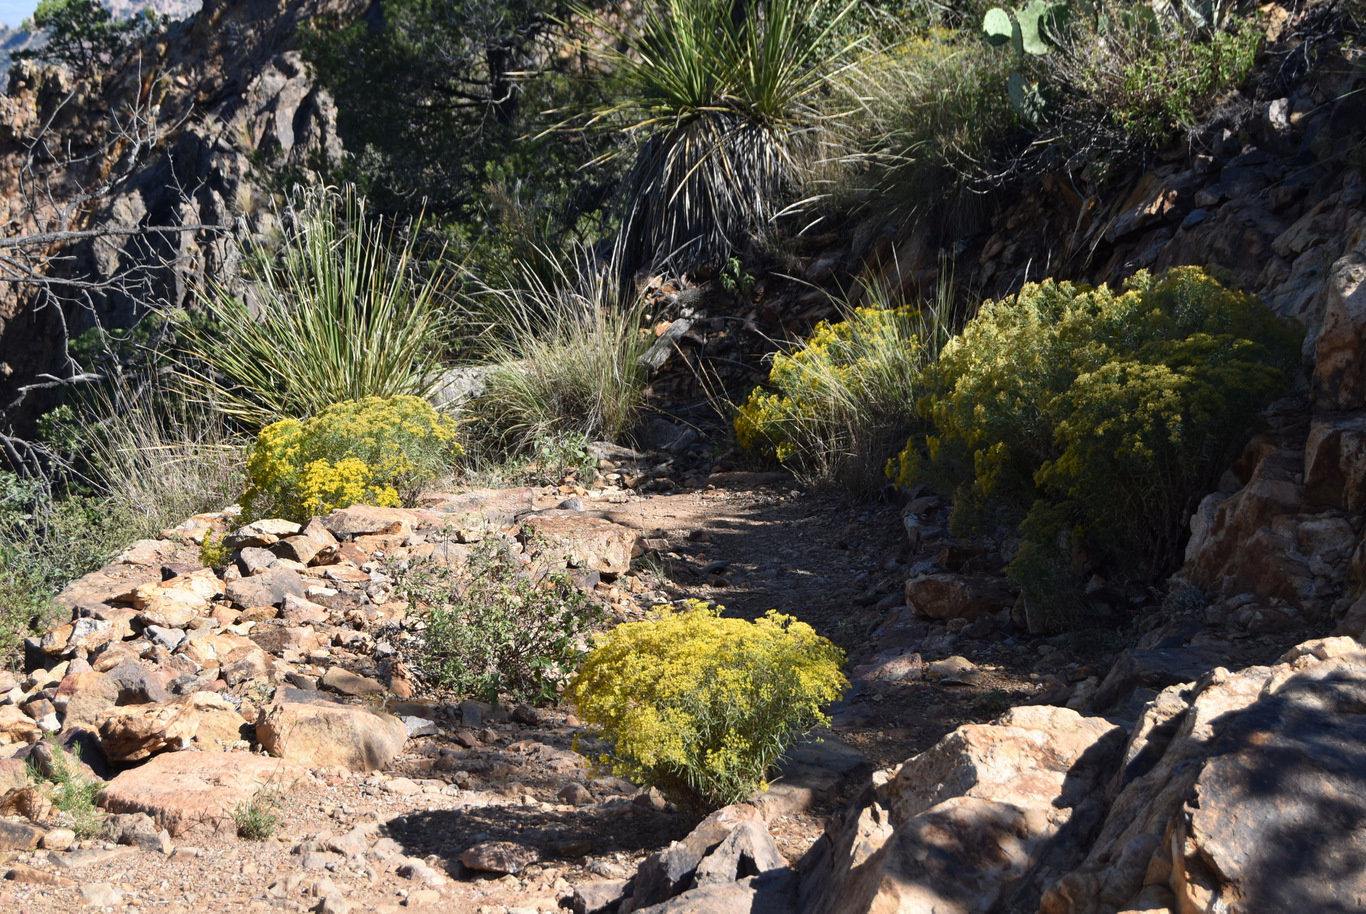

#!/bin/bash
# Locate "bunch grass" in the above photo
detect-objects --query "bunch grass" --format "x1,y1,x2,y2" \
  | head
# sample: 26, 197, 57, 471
467, 248, 652, 455
182, 184, 451, 429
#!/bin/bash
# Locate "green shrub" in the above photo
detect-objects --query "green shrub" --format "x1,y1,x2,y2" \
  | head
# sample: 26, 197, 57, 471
28, 735, 105, 838
0, 475, 131, 666
18, 0, 150, 72
565, 599, 847, 808
890, 267, 1300, 625
233, 790, 281, 840
827, 32, 1016, 230
182, 184, 451, 429
1048, 15, 1262, 147
396, 540, 603, 704
242, 396, 460, 523
734, 301, 939, 490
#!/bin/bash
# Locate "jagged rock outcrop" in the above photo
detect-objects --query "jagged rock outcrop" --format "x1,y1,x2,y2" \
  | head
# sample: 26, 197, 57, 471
0, 0, 362, 428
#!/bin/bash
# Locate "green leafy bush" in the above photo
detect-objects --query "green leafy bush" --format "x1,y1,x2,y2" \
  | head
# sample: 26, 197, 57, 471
18, 0, 150, 72
242, 396, 460, 523
396, 540, 602, 704
566, 599, 847, 808
734, 302, 938, 490
28, 735, 105, 838
890, 267, 1300, 625
827, 32, 1016, 231
1048, 14, 1261, 147
0, 474, 131, 665
183, 184, 451, 429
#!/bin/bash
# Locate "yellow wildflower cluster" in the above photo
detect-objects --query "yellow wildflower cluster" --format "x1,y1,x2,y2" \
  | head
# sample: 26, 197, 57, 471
887, 267, 1300, 620
565, 599, 846, 808
734, 305, 927, 484
242, 395, 461, 523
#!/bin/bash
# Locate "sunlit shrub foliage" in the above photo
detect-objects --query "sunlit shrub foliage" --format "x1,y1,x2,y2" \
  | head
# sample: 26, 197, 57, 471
735, 304, 937, 490
243, 396, 460, 523
889, 267, 1300, 624
566, 599, 847, 808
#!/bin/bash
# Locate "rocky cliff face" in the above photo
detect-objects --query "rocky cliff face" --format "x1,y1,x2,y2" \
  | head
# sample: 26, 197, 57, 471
0, 0, 360, 429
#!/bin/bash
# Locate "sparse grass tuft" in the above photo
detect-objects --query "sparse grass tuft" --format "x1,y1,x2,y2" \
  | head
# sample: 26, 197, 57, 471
233, 790, 281, 840
28, 735, 106, 839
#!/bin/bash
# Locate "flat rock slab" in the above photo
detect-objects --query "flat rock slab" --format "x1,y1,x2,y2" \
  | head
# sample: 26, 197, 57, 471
461, 840, 541, 874
256, 700, 407, 771
96, 751, 307, 840
520, 515, 637, 574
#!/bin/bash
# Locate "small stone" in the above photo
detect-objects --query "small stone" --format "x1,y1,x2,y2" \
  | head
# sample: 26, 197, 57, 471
405, 888, 440, 906
557, 783, 593, 807
321, 667, 387, 698
402, 716, 437, 738
80, 882, 123, 906
0, 820, 43, 851
317, 891, 350, 914
40, 828, 76, 851
461, 840, 540, 875
5, 862, 76, 886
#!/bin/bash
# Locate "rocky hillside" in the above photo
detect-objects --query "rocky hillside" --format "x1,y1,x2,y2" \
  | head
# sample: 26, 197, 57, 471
0, 0, 356, 429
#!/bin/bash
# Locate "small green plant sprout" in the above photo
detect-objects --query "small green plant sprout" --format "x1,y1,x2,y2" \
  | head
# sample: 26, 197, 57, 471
233, 789, 281, 840
565, 599, 847, 809
395, 539, 603, 704
27, 735, 105, 838
242, 395, 461, 523
199, 530, 229, 568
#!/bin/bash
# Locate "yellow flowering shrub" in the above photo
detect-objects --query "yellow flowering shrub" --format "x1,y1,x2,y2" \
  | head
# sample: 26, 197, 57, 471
565, 599, 847, 808
888, 267, 1300, 624
734, 305, 931, 489
242, 395, 461, 523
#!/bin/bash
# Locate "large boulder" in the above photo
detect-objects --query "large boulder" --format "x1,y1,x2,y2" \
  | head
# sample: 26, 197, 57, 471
1041, 638, 1366, 914
904, 573, 1016, 622
799, 706, 1124, 914
255, 698, 407, 771
96, 751, 307, 840
520, 515, 637, 575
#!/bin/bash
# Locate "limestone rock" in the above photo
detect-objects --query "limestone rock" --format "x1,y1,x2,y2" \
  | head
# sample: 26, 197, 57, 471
95, 692, 249, 763
0, 705, 41, 745
96, 751, 306, 840
623, 805, 762, 912
521, 514, 637, 575
255, 699, 407, 771
226, 567, 307, 610
320, 505, 426, 540
320, 667, 386, 698
800, 706, 1123, 914
1040, 643, 1366, 914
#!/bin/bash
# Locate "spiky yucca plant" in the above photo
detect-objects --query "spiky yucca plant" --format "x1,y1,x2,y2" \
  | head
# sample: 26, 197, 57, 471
582, 0, 859, 279
183, 184, 450, 429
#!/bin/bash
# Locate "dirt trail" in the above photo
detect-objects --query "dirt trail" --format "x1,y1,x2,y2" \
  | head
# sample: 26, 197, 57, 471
0, 474, 1049, 914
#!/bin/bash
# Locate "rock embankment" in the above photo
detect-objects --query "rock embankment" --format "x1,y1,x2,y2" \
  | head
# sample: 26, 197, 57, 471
580, 635, 1365, 914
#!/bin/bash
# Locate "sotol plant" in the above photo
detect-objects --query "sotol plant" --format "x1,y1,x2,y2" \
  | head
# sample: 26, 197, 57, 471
182, 184, 451, 429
